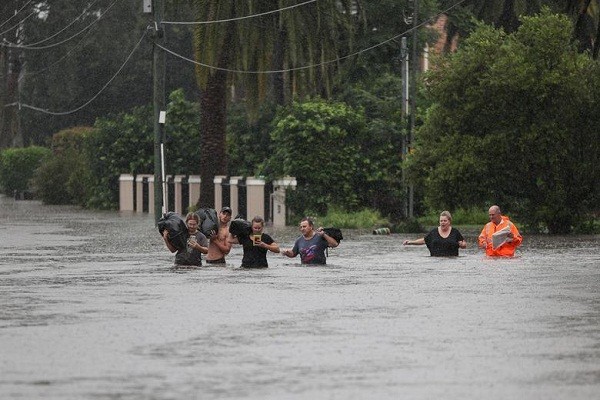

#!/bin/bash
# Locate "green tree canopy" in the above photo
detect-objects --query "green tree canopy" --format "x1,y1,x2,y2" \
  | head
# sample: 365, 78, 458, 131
408, 9, 600, 233
265, 98, 367, 215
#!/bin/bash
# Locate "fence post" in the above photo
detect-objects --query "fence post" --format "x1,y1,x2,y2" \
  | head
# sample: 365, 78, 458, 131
119, 174, 135, 211
135, 174, 153, 213
174, 175, 185, 214
188, 175, 201, 210
272, 177, 296, 227
245, 176, 265, 220
213, 175, 227, 211
229, 176, 243, 217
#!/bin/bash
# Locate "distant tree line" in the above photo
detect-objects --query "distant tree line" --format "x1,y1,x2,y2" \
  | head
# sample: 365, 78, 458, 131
0, 1, 598, 233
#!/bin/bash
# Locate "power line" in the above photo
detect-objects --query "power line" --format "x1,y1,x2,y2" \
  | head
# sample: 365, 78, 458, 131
0, 9, 36, 37
20, 0, 103, 47
156, 0, 467, 75
5, 28, 148, 116
0, 0, 34, 30
18, 22, 98, 82
8, 0, 468, 115
162, 0, 317, 25
4, 0, 121, 50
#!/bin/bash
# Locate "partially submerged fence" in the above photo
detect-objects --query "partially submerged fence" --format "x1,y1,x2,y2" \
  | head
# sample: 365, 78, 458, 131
119, 174, 296, 226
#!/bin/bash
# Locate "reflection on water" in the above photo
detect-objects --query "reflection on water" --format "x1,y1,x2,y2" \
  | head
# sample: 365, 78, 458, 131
1, 197, 599, 399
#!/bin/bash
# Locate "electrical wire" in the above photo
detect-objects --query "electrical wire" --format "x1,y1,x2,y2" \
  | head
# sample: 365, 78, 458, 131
6, 29, 148, 116
0, 0, 34, 30
162, 0, 318, 25
156, 0, 467, 75
8, 0, 468, 115
18, 21, 98, 82
4, 0, 120, 50
0, 9, 36, 37
19, 0, 103, 47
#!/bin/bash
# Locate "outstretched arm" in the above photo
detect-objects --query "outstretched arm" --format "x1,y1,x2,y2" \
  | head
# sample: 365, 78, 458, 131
403, 238, 425, 245
281, 248, 296, 258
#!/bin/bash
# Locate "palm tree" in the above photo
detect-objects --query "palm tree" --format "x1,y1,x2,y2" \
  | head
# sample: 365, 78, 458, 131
185, 0, 361, 207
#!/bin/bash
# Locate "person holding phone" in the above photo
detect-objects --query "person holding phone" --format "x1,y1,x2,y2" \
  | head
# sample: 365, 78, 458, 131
163, 212, 209, 266
228, 216, 279, 268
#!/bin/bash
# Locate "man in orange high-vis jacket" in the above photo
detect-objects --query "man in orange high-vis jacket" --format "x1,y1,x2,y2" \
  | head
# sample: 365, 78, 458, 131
478, 205, 523, 257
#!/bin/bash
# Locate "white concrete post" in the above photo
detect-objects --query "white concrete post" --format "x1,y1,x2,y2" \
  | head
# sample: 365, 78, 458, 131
188, 175, 201, 209
272, 177, 297, 227
229, 176, 243, 217
174, 175, 185, 214
245, 177, 265, 220
135, 174, 153, 213
213, 175, 227, 211
119, 174, 135, 211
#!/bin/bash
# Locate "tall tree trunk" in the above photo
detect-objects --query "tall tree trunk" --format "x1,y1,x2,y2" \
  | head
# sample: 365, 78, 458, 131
0, 44, 23, 149
0, 44, 8, 149
271, 26, 287, 105
593, 14, 600, 59
498, 0, 519, 33
197, 67, 228, 208
574, 0, 593, 52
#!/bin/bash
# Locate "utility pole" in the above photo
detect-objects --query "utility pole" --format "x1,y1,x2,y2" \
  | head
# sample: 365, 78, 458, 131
150, 0, 166, 224
401, 0, 417, 219
408, 0, 418, 219
400, 36, 409, 219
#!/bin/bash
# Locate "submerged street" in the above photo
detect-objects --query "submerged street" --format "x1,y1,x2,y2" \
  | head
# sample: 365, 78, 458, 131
1, 196, 599, 399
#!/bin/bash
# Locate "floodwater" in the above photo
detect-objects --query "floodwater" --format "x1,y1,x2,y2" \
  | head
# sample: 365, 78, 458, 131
1, 196, 599, 400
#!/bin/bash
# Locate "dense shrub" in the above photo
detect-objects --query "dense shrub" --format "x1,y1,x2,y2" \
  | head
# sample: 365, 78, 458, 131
408, 11, 600, 233
32, 127, 93, 205
0, 146, 51, 196
264, 98, 368, 215
85, 89, 201, 209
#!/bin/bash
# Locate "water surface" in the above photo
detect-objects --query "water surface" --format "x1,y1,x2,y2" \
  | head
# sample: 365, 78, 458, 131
1, 197, 599, 399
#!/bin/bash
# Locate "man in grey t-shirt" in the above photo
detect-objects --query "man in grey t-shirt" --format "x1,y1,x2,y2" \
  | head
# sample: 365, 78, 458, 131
282, 217, 339, 264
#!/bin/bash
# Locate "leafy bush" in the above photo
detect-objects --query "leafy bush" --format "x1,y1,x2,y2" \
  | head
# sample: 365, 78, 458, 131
264, 98, 368, 215
32, 127, 93, 205
409, 11, 600, 233
85, 89, 201, 209
304, 206, 389, 230
0, 146, 51, 196
227, 102, 277, 176
417, 207, 489, 226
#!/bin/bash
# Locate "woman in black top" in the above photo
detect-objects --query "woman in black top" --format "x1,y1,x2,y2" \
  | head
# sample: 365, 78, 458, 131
229, 216, 280, 268
403, 211, 466, 256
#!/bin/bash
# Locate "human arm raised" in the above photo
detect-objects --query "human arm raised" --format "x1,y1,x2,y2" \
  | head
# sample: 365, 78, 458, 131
162, 230, 177, 253
317, 227, 339, 248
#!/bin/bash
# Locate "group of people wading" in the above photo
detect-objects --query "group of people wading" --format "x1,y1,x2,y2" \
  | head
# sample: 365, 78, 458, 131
162, 204, 522, 268
404, 205, 522, 257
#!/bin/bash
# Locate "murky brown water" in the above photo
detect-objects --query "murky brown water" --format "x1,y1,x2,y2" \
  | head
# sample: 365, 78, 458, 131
1, 196, 599, 399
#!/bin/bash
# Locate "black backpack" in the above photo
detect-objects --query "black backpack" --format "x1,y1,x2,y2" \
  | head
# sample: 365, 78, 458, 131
158, 212, 189, 251
229, 218, 252, 238
195, 208, 219, 237
323, 227, 343, 244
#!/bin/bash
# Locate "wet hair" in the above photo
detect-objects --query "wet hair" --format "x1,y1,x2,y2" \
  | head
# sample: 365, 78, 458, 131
251, 216, 264, 227
440, 210, 452, 222
300, 217, 314, 227
185, 212, 199, 223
